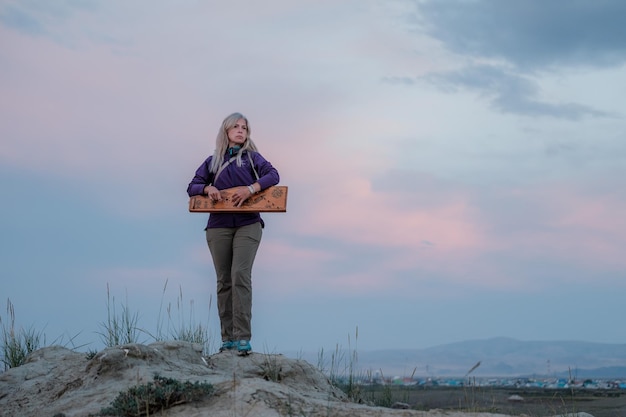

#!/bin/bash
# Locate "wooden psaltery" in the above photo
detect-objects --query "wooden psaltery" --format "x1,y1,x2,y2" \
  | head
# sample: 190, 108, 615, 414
189, 185, 288, 213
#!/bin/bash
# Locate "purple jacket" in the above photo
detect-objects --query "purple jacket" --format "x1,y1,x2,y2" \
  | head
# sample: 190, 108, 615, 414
187, 150, 280, 229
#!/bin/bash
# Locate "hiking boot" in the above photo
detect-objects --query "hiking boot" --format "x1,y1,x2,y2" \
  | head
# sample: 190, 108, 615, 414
219, 340, 236, 352
236, 340, 252, 354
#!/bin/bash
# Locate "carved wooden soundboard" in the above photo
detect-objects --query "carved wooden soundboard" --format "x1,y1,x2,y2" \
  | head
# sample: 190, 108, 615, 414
189, 186, 288, 213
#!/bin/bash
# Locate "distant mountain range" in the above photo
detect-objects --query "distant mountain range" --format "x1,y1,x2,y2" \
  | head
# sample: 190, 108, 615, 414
289, 337, 626, 378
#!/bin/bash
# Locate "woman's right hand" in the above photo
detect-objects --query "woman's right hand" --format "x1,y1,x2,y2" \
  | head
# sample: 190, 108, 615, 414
204, 185, 222, 201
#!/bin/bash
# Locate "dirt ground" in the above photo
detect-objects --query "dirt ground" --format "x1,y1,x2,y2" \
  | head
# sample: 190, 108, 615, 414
359, 385, 626, 417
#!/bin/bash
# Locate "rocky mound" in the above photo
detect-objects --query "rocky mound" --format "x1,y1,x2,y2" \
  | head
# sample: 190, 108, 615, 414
0, 341, 542, 416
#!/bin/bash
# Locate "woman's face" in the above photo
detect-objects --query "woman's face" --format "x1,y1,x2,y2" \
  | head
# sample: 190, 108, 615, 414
227, 118, 248, 148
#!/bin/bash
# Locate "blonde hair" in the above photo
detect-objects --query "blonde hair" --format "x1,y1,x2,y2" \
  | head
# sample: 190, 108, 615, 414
209, 112, 259, 173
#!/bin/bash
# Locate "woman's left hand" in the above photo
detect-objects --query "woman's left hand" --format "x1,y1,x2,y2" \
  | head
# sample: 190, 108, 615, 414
232, 186, 253, 207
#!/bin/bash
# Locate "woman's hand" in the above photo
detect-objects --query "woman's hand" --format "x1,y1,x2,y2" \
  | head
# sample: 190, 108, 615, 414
204, 185, 222, 201
232, 186, 254, 207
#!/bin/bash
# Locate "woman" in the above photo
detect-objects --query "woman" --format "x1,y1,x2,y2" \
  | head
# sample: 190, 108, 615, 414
187, 112, 280, 354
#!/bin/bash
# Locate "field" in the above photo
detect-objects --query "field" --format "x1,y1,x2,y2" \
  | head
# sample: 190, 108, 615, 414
358, 385, 626, 417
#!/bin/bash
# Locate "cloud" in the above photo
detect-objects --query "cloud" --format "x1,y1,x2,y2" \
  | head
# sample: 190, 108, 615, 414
415, 0, 626, 70
0, 3, 46, 35
381, 76, 418, 86
399, 1, 625, 119
423, 64, 613, 119
473, 179, 626, 280
0, 0, 103, 46
278, 166, 626, 295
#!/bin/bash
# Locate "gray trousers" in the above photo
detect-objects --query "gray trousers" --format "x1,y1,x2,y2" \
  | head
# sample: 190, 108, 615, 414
206, 222, 262, 342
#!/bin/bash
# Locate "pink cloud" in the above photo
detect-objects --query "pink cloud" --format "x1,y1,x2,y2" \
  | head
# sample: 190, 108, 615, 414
510, 182, 626, 269
271, 158, 626, 294
295, 173, 487, 252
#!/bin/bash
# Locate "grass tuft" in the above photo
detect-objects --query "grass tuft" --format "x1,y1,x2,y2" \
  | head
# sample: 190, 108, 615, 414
97, 280, 213, 354
257, 345, 283, 382
97, 283, 141, 347
0, 298, 45, 370
318, 326, 363, 402
151, 279, 213, 355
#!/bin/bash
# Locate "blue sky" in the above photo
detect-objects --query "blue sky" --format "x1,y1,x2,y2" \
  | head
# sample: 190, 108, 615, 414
1, 0, 625, 355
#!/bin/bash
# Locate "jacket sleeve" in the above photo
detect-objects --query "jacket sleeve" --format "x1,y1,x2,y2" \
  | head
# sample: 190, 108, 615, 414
252, 152, 280, 191
187, 157, 214, 197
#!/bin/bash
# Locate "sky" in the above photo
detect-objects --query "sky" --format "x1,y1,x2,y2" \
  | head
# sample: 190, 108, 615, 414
1, 0, 625, 356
